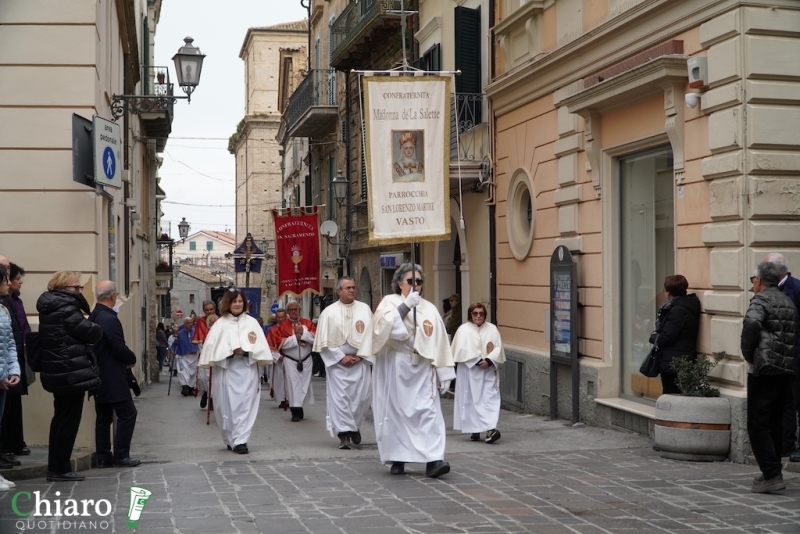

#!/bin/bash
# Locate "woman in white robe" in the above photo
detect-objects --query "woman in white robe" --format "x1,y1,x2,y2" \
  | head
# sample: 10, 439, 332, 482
452, 302, 506, 444
199, 289, 271, 454
358, 263, 455, 478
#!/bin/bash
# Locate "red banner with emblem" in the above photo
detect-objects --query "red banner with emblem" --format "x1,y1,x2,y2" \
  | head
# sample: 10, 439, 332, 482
272, 209, 321, 298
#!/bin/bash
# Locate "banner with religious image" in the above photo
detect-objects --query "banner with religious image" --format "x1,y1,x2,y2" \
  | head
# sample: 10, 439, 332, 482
364, 75, 451, 244
272, 209, 321, 298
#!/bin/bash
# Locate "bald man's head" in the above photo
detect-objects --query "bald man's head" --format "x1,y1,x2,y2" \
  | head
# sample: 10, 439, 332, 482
95, 280, 118, 306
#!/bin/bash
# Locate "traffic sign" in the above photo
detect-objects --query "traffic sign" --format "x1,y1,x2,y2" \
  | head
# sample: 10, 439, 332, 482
270, 301, 279, 314
93, 116, 122, 189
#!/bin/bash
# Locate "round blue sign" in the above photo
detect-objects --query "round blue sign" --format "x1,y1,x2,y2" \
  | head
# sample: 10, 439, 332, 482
270, 302, 279, 314
102, 147, 116, 180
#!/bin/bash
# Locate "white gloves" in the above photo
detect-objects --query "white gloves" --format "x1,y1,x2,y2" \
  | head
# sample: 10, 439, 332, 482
404, 291, 421, 309
439, 380, 451, 395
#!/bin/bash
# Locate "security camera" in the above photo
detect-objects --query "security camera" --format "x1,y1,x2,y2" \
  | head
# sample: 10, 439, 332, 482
685, 93, 701, 109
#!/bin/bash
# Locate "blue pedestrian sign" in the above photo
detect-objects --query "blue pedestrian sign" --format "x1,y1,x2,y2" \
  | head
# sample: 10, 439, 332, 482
93, 116, 122, 189
270, 301, 279, 314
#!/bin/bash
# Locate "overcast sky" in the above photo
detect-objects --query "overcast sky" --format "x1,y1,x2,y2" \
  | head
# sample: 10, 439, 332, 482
154, 0, 307, 239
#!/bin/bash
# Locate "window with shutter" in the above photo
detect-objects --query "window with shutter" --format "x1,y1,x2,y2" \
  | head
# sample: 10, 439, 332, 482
454, 7, 482, 128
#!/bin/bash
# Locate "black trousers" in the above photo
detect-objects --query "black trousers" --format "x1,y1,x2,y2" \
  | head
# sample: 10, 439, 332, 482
781, 374, 800, 451
48, 393, 85, 474
747, 374, 793, 480
0, 391, 25, 453
661, 373, 681, 395
95, 398, 137, 463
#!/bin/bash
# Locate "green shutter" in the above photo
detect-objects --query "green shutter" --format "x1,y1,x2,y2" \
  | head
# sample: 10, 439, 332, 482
454, 6, 481, 94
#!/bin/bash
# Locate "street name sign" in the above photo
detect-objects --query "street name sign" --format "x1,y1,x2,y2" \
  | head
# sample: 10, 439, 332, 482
93, 116, 122, 189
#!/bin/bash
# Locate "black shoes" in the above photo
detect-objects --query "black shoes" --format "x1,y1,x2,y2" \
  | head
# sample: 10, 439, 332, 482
47, 471, 85, 482
180, 385, 191, 396
233, 444, 249, 455
790, 450, 800, 463
298, 408, 304, 420
200, 392, 208, 408
278, 400, 288, 409
485, 429, 501, 444
0, 453, 20, 466
390, 462, 405, 475
351, 430, 362, 445
290, 408, 300, 422
114, 458, 142, 468
338, 434, 351, 450
14, 447, 30, 456
426, 460, 450, 478
470, 433, 481, 441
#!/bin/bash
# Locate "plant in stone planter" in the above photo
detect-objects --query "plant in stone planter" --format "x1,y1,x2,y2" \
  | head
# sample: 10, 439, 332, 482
654, 352, 731, 462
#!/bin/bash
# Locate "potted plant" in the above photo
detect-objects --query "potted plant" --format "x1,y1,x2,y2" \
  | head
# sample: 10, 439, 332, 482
654, 353, 731, 461
156, 72, 166, 84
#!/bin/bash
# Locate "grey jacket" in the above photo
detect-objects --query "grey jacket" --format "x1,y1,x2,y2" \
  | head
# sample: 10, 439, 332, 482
741, 286, 797, 377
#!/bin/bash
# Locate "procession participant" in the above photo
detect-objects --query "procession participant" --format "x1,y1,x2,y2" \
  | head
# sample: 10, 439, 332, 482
199, 288, 270, 454
192, 300, 217, 409
173, 317, 198, 397
269, 308, 288, 407
267, 302, 316, 422
451, 302, 505, 444
313, 277, 373, 449
358, 263, 455, 478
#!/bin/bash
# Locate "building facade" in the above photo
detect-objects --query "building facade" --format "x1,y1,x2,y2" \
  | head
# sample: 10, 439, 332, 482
173, 229, 236, 264
0, 0, 176, 446
487, 0, 800, 461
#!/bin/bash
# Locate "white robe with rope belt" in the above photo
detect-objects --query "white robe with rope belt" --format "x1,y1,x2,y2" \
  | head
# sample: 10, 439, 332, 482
280, 324, 315, 408
199, 313, 271, 447
313, 299, 374, 437
358, 294, 455, 464
451, 321, 505, 433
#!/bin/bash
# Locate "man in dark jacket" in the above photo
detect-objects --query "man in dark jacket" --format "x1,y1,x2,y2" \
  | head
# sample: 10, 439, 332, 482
89, 280, 141, 468
765, 253, 800, 462
741, 260, 797, 493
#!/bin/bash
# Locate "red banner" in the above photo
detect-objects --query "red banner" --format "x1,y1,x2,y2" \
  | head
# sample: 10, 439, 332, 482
272, 209, 321, 298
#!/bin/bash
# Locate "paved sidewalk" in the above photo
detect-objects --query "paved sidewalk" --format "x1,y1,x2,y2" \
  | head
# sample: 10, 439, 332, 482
1, 376, 797, 533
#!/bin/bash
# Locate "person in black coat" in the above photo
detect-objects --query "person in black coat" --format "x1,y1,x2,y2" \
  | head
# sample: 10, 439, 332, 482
765, 253, 800, 461
89, 280, 140, 468
649, 275, 701, 395
36, 271, 102, 482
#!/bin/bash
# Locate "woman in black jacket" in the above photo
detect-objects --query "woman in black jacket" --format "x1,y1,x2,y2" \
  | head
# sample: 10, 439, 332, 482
36, 271, 102, 482
649, 275, 701, 394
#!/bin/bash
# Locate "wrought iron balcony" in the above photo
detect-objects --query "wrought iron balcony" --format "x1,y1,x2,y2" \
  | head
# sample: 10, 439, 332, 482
155, 237, 175, 285
285, 69, 338, 139
330, 0, 415, 70
138, 65, 174, 152
450, 93, 485, 160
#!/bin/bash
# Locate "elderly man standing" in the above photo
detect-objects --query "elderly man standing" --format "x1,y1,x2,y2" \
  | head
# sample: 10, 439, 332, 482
173, 317, 198, 397
742, 260, 797, 493
89, 281, 140, 468
313, 277, 373, 449
267, 302, 316, 422
358, 263, 455, 478
192, 300, 217, 409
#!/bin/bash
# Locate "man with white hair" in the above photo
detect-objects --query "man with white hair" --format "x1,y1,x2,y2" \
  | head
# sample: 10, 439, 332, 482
313, 277, 373, 449
765, 253, 800, 463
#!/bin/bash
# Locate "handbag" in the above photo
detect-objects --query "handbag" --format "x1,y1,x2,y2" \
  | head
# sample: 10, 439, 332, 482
127, 369, 141, 397
639, 347, 660, 378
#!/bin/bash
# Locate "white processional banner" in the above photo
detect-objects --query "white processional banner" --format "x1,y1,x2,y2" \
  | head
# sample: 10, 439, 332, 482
364, 76, 451, 245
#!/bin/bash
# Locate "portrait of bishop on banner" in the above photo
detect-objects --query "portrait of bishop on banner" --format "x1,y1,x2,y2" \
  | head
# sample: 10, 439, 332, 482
364, 76, 451, 245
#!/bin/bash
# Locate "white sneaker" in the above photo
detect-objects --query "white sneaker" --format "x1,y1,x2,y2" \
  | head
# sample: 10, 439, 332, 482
0, 481, 10, 491
0, 474, 15, 488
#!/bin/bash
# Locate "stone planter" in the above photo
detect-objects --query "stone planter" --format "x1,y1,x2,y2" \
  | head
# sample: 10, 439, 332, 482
654, 394, 731, 461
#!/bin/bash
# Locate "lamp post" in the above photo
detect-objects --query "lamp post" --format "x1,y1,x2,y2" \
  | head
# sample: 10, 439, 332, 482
177, 217, 190, 242
111, 37, 205, 120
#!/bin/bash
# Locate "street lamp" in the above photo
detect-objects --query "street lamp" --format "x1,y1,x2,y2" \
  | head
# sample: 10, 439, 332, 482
111, 37, 205, 120
177, 217, 190, 242
331, 170, 349, 206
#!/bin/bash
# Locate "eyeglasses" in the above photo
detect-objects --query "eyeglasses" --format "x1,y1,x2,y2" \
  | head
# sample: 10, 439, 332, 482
405, 278, 423, 286
67, 285, 84, 291
471, 311, 486, 317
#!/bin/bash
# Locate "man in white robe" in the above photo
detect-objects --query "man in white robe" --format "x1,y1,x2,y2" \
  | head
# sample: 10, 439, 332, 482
313, 277, 373, 450
358, 263, 455, 478
267, 301, 316, 422
173, 317, 198, 396
451, 302, 505, 443
269, 309, 288, 409
199, 289, 271, 454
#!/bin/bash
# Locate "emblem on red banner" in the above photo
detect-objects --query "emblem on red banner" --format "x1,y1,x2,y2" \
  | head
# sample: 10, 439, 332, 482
272, 209, 321, 298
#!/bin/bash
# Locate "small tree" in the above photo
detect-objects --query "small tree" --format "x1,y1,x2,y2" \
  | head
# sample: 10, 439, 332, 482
670, 352, 725, 397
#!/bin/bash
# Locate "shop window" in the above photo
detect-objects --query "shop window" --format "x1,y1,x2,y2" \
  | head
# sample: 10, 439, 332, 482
620, 146, 675, 401
506, 168, 535, 261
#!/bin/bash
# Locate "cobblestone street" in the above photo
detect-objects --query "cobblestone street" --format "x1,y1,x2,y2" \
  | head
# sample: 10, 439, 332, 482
1, 378, 798, 534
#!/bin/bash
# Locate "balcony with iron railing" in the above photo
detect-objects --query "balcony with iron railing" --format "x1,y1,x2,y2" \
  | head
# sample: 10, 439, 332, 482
155, 237, 175, 287
285, 69, 338, 139
330, 0, 415, 70
449, 93, 489, 188
140, 65, 174, 152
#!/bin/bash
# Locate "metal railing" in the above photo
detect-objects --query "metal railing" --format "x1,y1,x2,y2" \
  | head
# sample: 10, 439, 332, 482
450, 93, 484, 159
141, 65, 174, 115
285, 69, 338, 133
331, 0, 409, 63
